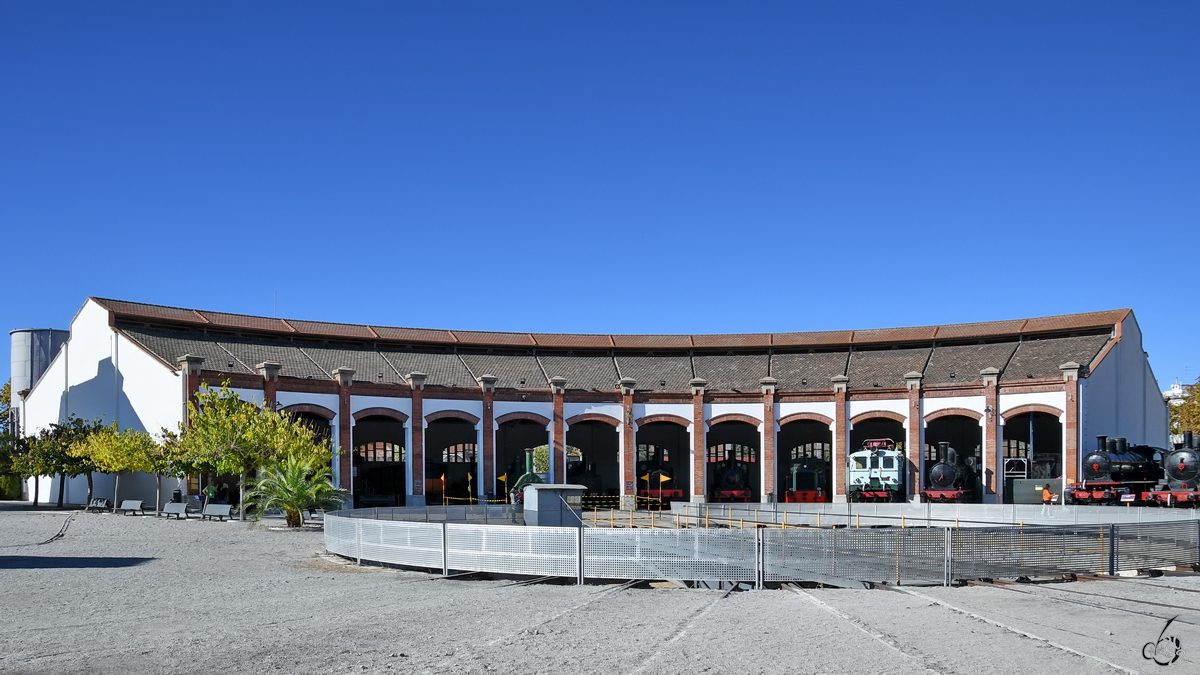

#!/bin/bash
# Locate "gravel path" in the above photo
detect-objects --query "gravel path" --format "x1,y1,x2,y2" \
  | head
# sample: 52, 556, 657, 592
1, 504, 1197, 674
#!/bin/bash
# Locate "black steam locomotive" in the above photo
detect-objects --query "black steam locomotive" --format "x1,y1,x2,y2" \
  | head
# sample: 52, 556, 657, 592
709, 449, 752, 502
1143, 431, 1200, 506
1067, 435, 1163, 505
783, 457, 830, 503
920, 441, 980, 503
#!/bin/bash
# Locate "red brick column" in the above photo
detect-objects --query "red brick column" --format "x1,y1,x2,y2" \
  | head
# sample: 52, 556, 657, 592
760, 377, 778, 501
333, 367, 355, 493
690, 378, 708, 502
477, 375, 497, 496
904, 371, 923, 501
1061, 362, 1081, 486
406, 372, 427, 501
620, 378, 636, 510
981, 367, 1000, 499
832, 375, 849, 500
550, 377, 567, 484
177, 354, 205, 496
256, 361, 281, 409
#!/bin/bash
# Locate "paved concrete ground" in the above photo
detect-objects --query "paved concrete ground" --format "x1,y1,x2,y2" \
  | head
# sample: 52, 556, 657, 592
1, 504, 1197, 674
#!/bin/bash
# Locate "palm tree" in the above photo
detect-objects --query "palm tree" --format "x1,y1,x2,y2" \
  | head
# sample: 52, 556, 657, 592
244, 451, 348, 527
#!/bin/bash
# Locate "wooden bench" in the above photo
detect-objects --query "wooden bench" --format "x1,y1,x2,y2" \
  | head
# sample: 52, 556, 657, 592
113, 500, 146, 516
160, 502, 189, 520
200, 504, 233, 521
85, 498, 112, 513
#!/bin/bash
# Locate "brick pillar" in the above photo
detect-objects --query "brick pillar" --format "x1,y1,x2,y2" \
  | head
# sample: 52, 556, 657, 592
832, 375, 849, 501
981, 367, 1000, 501
177, 354, 205, 496
549, 377, 567, 484
760, 377, 778, 502
176, 354, 205, 421
904, 371, 923, 502
406, 372, 427, 504
256, 361, 281, 409
620, 378, 637, 510
333, 367, 355, 493
1061, 362, 1081, 486
690, 378, 707, 502
478, 374, 497, 496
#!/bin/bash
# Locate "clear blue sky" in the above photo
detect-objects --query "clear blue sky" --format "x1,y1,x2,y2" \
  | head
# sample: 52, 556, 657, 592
2, 2, 1197, 388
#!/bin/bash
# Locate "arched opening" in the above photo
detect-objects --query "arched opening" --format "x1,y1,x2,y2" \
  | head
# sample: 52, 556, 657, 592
778, 420, 832, 503
352, 415, 406, 508
426, 418, 477, 505
849, 417, 907, 501
706, 421, 759, 502
565, 420, 620, 508
635, 421, 689, 508
923, 415, 982, 503
1003, 411, 1062, 503
496, 419, 549, 498
291, 411, 332, 443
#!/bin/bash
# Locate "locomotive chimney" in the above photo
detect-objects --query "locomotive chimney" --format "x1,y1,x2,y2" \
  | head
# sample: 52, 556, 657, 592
1107, 437, 1118, 453
1185, 431, 1194, 450
1116, 437, 1128, 454
937, 441, 949, 463
1096, 435, 1108, 453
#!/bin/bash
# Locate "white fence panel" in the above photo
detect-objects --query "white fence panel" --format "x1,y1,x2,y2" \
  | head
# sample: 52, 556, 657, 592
447, 524, 577, 577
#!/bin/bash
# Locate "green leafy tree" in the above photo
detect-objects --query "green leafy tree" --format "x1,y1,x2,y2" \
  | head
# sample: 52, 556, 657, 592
70, 424, 159, 508
176, 384, 332, 519
12, 416, 106, 507
0, 381, 23, 499
1169, 377, 1200, 439
244, 449, 347, 527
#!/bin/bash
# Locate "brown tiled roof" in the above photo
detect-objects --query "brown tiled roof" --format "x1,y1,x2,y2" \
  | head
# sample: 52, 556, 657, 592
93, 298, 1126, 354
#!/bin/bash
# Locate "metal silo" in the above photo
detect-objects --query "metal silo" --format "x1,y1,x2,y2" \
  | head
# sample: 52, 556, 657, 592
9, 328, 70, 395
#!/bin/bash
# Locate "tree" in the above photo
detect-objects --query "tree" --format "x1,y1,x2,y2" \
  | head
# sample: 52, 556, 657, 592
12, 416, 106, 506
70, 424, 158, 508
1169, 377, 1200, 439
176, 384, 332, 519
0, 381, 22, 499
244, 449, 347, 527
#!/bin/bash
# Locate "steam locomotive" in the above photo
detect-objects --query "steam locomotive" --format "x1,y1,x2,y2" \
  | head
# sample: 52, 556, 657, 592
920, 441, 980, 503
636, 446, 683, 505
783, 457, 830, 503
847, 439, 906, 502
709, 449, 752, 502
1067, 435, 1162, 505
1143, 431, 1200, 506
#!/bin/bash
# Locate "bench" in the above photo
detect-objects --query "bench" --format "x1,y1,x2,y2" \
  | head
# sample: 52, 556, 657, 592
160, 502, 189, 520
113, 500, 146, 516
85, 498, 112, 513
201, 503, 233, 521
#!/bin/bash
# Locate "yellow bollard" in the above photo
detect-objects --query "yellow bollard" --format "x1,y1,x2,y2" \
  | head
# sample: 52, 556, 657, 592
740, 518, 744, 529
652, 510, 656, 528
630, 508, 634, 528
955, 518, 959, 529
817, 512, 821, 528
901, 516, 905, 529
856, 514, 860, 529
783, 511, 787, 529
705, 507, 710, 529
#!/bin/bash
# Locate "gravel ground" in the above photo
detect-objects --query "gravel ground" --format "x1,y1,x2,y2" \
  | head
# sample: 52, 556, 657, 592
2, 504, 1198, 675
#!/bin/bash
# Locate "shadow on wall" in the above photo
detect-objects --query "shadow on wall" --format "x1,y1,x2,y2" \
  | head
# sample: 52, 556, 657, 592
58, 357, 146, 432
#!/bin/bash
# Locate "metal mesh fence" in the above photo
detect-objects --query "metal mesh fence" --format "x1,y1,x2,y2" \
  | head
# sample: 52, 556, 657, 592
584, 528, 756, 582
447, 524, 578, 578
325, 512, 1200, 585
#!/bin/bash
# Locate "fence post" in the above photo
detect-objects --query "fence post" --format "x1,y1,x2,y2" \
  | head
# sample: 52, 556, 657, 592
1108, 523, 1116, 576
577, 527, 585, 585
944, 528, 952, 587
442, 522, 449, 576
756, 528, 764, 589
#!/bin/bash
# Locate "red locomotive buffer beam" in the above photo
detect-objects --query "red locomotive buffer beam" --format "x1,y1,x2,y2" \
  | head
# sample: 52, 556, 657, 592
784, 490, 827, 504
921, 489, 972, 503
712, 489, 752, 502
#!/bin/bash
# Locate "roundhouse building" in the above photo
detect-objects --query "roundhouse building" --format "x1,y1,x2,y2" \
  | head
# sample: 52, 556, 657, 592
10, 298, 1168, 507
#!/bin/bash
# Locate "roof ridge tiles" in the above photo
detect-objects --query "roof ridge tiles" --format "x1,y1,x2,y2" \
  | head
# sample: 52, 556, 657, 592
91, 297, 1132, 351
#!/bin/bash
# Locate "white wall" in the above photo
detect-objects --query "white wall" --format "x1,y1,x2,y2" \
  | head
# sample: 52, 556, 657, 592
18, 299, 185, 506
923, 396, 985, 417
848, 398, 908, 419
1082, 314, 1170, 449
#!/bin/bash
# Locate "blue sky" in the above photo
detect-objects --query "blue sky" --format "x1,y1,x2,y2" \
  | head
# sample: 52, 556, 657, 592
2, 2, 1197, 388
